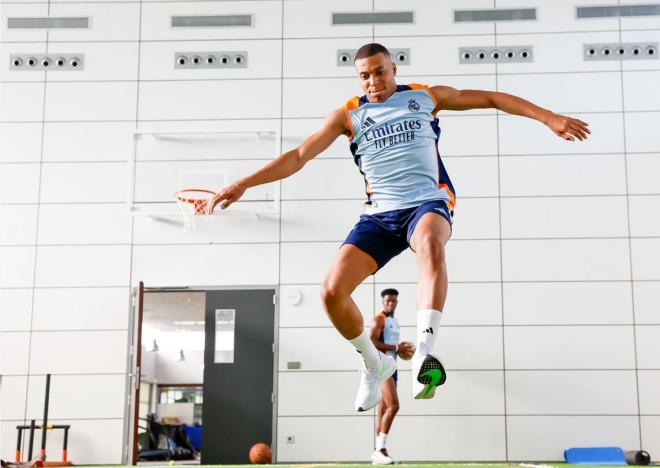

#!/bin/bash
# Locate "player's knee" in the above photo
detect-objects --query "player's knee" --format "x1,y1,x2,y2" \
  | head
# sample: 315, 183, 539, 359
416, 235, 446, 264
390, 401, 400, 414
320, 281, 348, 308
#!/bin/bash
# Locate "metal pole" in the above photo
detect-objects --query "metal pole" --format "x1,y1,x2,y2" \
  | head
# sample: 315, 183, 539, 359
27, 420, 36, 461
15, 426, 23, 462
40, 374, 51, 461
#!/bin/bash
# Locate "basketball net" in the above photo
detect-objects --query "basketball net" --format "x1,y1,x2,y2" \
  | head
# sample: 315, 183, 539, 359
175, 189, 216, 231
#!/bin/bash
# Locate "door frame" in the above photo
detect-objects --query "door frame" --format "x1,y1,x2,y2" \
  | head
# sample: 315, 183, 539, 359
124, 284, 280, 465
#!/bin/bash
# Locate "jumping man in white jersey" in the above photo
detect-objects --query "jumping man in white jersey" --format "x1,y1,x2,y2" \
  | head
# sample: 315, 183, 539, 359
208, 43, 590, 411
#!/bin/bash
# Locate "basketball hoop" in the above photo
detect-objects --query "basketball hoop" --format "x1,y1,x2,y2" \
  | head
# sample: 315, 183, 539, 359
174, 189, 216, 231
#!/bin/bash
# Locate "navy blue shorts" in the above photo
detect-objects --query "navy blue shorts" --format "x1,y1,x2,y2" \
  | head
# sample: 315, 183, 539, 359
391, 370, 398, 385
343, 199, 453, 272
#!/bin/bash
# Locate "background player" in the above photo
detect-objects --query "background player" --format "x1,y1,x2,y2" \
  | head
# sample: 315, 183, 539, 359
369, 288, 414, 464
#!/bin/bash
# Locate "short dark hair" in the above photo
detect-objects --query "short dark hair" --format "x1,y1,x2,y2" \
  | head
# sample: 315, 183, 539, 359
355, 43, 391, 62
381, 288, 399, 298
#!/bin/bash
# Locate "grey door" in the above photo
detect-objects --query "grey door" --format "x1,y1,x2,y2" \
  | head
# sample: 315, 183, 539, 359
201, 289, 275, 464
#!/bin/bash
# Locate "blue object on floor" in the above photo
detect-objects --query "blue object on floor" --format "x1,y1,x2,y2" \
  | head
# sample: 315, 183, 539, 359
564, 446, 627, 465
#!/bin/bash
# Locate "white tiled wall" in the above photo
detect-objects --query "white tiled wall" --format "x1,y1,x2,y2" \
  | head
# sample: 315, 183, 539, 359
1, 0, 659, 464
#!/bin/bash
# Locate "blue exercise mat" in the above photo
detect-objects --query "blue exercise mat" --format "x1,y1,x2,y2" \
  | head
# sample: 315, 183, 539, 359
564, 446, 627, 465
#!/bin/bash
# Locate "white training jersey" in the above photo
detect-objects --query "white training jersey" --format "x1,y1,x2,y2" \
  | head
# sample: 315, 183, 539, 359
377, 311, 400, 359
342, 83, 456, 215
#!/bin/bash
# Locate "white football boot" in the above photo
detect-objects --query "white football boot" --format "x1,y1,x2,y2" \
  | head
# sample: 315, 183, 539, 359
371, 448, 394, 465
354, 351, 396, 412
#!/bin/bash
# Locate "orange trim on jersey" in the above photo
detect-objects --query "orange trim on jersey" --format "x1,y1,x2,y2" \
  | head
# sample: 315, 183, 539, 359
341, 96, 360, 140
408, 82, 439, 115
438, 183, 456, 210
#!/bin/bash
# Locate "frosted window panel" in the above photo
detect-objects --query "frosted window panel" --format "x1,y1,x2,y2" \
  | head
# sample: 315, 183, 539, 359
214, 309, 235, 363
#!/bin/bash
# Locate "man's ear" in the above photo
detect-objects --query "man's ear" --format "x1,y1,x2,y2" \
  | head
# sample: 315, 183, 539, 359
392, 62, 397, 76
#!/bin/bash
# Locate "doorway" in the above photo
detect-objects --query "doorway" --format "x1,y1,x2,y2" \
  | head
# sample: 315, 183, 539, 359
128, 285, 277, 465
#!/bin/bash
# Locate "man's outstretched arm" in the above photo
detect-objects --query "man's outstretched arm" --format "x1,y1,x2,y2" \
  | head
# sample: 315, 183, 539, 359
207, 108, 349, 213
429, 85, 590, 142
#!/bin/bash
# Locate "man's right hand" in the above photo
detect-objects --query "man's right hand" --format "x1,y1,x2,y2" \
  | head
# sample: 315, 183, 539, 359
397, 341, 415, 359
206, 180, 248, 214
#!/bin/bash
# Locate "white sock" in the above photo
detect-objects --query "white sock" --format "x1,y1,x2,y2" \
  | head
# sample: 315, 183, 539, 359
416, 309, 442, 354
348, 329, 380, 368
376, 432, 388, 450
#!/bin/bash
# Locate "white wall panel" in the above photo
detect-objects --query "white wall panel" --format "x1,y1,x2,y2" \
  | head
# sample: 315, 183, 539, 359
0, 123, 41, 163
132, 243, 278, 286
641, 416, 660, 457
46, 43, 139, 82
503, 282, 633, 325
279, 242, 343, 284
375, 240, 501, 283
0, 288, 32, 331
495, 0, 620, 34
0, 83, 44, 122
278, 327, 368, 372
621, 30, 660, 71
45, 82, 137, 121
507, 416, 640, 461
282, 159, 370, 200
32, 287, 129, 331
396, 370, 504, 415
278, 372, 371, 416
42, 122, 134, 162
0, 332, 29, 374
139, 80, 280, 120
0, 163, 40, 204
282, 118, 352, 159
35, 245, 130, 287
282, 0, 372, 39
433, 326, 503, 370
281, 200, 363, 241
141, 1, 282, 41
385, 416, 506, 461
0, 205, 37, 245
140, 40, 281, 81
500, 155, 626, 197
634, 281, 660, 325
134, 160, 274, 202
374, 0, 496, 36
497, 31, 621, 74
502, 239, 630, 281
632, 239, 660, 280
28, 330, 127, 374
501, 196, 629, 238
506, 370, 638, 414
439, 115, 498, 156
40, 163, 128, 203
498, 113, 624, 155
283, 38, 379, 78
638, 371, 660, 414
625, 112, 660, 152
451, 197, 500, 239
37, 204, 131, 245
630, 196, 660, 237
0, 246, 35, 288
0, 376, 27, 420
276, 416, 372, 462
373, 35, 497, 76
624, 71, 660, 111
373, 282, 502, 326
23, 374, 125, 419
133, 212, 279, 245
628, 154, 660, 194
0, 4, 48, 42
0, 42, 46, 82
505, 326, 636, 369
282, 77, 363, 118
441, 156, 499, 197
498, 73, 622, 114
636, 325, 660, 369
46, 3, 140, 41
279, 283, 373, 327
